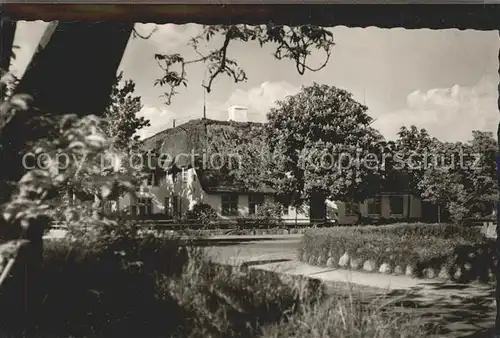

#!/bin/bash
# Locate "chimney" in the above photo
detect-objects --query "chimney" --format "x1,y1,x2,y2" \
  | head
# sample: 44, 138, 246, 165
227, 105, 248, 122
173, 119, 176, 128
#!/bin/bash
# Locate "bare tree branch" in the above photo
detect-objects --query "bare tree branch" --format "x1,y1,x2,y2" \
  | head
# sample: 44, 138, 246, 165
132, 26, 158, 40
153, 24, 335, 106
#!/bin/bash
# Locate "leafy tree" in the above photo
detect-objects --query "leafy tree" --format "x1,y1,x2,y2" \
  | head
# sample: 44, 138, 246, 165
60, 73, 151, 217
0, 24, 337, 333
0, 23, 336, 239
264, 83, 384, 208
102, 71, 150, 153
465, 131, 497, 217
389, 126, 436, 219
417, 131, 497, 223
394, 126, 435, 187
209, 84, 384, 212
207, 123, 274, 194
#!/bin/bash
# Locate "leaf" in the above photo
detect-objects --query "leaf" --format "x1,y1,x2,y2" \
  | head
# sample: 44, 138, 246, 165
10, 94, 32, 111
69, 141, 86, 149
20, 219, 30, 229
86, 134, 107, 148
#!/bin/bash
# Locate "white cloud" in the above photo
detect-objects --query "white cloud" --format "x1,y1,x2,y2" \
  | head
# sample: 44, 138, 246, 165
136, 106, 175, 139
372, 75, 498, 141
136, 81, 300, 138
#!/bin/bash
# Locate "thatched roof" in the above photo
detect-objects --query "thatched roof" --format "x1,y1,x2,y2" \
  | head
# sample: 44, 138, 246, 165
141, 118, 274, 194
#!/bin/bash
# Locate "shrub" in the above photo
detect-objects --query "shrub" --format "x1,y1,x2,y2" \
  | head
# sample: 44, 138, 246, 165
300, 223, 494, 283
163, 257, 325, 338
261, 290, 431, 338
0, 219, 433, 338
185, 203, 219, 228
253, 201, 285, 228
21, 232, 326, 338
35, 235, 190, 337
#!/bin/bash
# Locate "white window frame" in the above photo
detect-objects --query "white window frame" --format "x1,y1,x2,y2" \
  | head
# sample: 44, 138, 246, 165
181, 168, 188, 183
136, 197, 153, 216
221, 194, 239, 216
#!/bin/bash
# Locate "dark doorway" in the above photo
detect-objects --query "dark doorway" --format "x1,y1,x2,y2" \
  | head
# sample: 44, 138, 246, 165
309, 190, 326, 224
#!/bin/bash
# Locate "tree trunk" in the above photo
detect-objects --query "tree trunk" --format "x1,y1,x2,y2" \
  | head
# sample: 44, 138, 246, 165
496, 127, 500, 336
0, 22, 133, 336
0, 218, 46, 336
437, 204, 441, 224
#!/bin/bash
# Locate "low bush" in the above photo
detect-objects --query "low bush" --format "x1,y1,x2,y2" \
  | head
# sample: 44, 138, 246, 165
299, 223, 495, 283
27, 235, 326, 338
163, 258, 326, 337
184, 203, 219, 228
37, 241, 431, 337
262, 290, 432, 338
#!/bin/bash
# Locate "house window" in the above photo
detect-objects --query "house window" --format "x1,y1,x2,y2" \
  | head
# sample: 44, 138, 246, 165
389, 195, 404, 215
103, 200, 113, 213
221, 194, 238, 216
147, 172, 158, 186
248, 194, 265, 215
181, 168, 188, 183
172, 196, 180, 216
282, 204, 289, 216
367, 196, 381, 215
345, 202, 359, 216
137, 197, 153, 216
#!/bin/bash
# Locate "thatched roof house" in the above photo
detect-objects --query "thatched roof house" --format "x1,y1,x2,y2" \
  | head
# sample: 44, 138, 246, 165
141, 118, 274, 194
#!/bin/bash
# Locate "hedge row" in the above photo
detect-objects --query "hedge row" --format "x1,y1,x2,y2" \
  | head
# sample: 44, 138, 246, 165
299, 223, 496, 283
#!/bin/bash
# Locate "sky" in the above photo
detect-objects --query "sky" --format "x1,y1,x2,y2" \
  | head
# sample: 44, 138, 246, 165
11, 21, 500, 142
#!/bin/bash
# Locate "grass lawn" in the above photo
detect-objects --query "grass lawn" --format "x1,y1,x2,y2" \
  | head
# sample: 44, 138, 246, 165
0, 230, 436, 338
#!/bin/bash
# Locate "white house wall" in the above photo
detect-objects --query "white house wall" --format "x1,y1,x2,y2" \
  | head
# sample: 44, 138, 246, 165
201, 193, 249, 219
118, 169, 424, 224
282, 204, 310, 224
118, 167, 204, 215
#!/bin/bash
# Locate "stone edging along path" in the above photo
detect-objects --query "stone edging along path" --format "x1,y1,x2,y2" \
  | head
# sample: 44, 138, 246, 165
299, 249, 496, 283
178, 228, 309, 237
